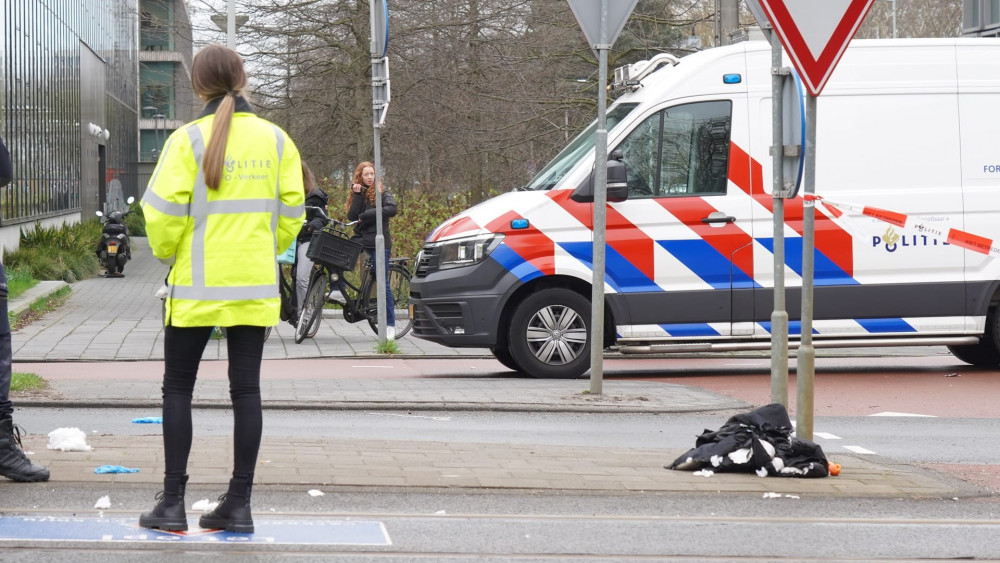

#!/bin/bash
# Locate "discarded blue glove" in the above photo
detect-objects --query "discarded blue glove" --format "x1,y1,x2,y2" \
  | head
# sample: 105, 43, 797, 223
94, 465, 139, 474
131, 417, 163, 424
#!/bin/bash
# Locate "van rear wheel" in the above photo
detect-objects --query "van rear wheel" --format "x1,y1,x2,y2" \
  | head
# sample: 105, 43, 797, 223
948, 306, 1000, 367
508, 288, 590, 379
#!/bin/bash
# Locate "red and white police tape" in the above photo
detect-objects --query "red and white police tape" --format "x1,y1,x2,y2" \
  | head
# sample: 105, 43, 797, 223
803, 194, 1000, 257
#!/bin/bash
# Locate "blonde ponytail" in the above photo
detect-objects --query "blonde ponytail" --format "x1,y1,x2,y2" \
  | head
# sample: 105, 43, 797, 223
190, 44, 248, 190
202, 92, 236, 190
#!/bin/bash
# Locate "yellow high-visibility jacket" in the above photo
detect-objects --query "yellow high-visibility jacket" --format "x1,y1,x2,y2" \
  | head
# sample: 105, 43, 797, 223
141, 103, 305, 327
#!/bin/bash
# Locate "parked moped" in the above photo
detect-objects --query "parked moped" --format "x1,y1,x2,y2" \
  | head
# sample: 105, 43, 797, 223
96, 196, 135, 277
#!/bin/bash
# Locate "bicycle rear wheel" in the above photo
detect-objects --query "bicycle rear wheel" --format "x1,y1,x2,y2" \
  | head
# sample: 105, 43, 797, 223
295, 270, 326, 343
364, 264, 412, 338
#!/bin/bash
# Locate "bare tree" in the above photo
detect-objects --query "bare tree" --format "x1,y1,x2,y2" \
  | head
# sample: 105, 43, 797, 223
856, 0, 962, 39
185, 1, 716, 204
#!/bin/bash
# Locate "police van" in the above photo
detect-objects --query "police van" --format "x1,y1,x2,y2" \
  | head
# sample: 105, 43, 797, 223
409, 38, 1000, 379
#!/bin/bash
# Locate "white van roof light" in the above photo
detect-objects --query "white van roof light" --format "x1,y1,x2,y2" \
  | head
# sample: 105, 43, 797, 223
612, 53, 681, 93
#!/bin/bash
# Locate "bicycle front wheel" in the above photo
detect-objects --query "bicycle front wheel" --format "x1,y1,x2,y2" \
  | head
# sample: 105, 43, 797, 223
295, 269, 327, 343
364, 264, 412, 338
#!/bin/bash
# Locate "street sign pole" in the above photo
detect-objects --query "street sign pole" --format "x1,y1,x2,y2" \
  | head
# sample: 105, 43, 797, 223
769, 33, 790, 409
797, 94, 817, 440
589, 0, 609, 395
370, 0, 390, 343
227, 0, 235, 49
748, 0, 790, 408
567, 0, 638, 395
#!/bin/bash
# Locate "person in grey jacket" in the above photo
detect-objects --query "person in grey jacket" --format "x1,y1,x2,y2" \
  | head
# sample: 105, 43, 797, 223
0, 134, 50, 482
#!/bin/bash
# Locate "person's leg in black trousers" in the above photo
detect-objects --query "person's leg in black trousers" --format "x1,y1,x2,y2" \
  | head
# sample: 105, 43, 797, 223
199, 325, 265, 533
139, 325, 213, 531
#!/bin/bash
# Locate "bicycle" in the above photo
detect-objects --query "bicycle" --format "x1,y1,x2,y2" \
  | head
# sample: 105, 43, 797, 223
273, 236, 317, 341
295, 210, 413, 343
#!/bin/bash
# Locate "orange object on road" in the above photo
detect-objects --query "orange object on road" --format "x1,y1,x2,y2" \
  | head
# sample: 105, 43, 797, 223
828, 462, 842, 476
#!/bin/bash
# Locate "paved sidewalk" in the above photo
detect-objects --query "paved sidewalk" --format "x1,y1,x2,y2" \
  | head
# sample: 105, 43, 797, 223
9, 236, 489, 362
3, 240, 976, 499
18, 433, 956, 497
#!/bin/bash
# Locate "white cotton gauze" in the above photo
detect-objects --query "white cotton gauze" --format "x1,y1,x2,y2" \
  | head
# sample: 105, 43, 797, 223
47, 427, 92, 452
94, 495, 111, 509
727, 448, 752, 464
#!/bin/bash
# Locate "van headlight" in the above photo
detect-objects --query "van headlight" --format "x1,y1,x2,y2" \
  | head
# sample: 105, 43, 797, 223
437, 233, 504, 270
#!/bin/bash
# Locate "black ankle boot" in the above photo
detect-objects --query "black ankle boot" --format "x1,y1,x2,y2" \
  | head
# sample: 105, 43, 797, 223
0, 418, 50, 482
199, 476, 254, 533
139, 475, 189, 531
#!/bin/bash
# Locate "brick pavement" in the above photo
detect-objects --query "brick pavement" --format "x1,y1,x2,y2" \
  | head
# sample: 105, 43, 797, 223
18, 434, 957, 497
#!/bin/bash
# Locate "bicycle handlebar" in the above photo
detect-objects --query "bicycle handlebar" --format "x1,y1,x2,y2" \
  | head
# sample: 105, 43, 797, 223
304, 206, 357, 229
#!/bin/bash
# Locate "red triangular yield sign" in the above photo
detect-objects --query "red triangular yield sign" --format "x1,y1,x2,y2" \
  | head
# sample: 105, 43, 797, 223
758, 0, 876, 96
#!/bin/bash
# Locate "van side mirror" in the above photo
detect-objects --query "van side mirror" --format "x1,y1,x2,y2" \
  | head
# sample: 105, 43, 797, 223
606, 158, 628, 203
570, 154, 630, 203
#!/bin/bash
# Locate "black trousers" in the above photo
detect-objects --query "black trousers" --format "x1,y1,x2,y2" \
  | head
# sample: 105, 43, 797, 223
161, 325, 265, 481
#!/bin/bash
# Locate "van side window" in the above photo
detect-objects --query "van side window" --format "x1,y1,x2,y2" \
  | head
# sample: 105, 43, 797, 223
616, 100, 732, 198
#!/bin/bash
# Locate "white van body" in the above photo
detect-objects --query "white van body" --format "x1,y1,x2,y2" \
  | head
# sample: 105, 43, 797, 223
409, 39, 1000, 379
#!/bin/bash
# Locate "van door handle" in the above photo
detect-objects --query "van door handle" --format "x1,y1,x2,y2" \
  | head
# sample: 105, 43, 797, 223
701, 213, 736, 224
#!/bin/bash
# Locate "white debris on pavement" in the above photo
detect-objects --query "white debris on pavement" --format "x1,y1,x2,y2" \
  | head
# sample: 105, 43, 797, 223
693, 469, 715, 477
94, 495, 111, 509
308, 489, 324, 497
191, 499, 219, 512
762, 492, 800, 499
47, 428, 91, 451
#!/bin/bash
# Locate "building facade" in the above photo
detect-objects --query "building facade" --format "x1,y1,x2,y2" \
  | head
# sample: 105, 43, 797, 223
0, 0, 140, 250
139, 0, 195, 164
963, 0, 1000, 36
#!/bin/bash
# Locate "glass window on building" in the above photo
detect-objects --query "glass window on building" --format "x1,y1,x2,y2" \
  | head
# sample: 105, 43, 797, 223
141, 0, 173, 51
992, 0, 1000, 23
141, 62, 174, 118
140, 128, 173, 162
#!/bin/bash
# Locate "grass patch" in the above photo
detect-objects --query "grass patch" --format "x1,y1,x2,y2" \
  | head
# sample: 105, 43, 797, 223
376, 338, 400, 354
11, 372, 47, 393
6, 268, 37, 300
10, 286, 71, 331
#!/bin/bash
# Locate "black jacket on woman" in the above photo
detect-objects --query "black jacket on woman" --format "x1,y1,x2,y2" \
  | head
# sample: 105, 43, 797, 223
297, 187, 330, 243
347, 187, 397, 250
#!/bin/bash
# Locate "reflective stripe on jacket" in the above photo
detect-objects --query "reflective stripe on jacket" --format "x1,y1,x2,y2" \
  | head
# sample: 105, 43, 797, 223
141, 109, 305, 327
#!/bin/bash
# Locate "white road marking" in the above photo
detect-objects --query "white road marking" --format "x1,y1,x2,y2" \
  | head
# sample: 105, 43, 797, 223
367, 412, 452, 421
813, 432, 840, 440
870, 412, 936, 417
844, 445, 876, 454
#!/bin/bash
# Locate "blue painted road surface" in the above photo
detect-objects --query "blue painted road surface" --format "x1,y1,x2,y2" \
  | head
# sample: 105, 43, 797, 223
0, 516, 391, 545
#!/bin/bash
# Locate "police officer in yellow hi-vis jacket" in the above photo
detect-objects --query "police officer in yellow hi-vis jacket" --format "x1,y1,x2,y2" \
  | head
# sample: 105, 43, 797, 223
138, 44, 304, 534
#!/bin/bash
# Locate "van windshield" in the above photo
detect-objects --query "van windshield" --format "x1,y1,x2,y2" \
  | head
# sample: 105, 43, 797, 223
523, 103, 639, 191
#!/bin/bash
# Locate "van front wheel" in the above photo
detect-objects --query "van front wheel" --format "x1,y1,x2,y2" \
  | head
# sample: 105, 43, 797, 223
508, 288, 590, 379
490, 346, 521, 372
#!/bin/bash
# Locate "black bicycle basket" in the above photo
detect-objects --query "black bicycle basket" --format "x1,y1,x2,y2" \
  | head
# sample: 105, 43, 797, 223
307, 229, 363, 270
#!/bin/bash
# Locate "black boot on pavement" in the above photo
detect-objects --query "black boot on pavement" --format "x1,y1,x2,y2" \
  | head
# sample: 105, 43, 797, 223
0, 417, 50, 482
199, 475, 254, 533
139, 475, 189, 531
